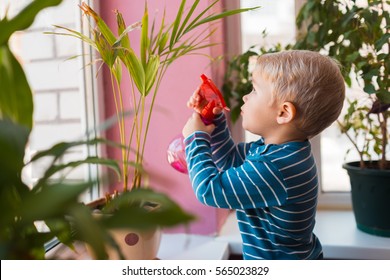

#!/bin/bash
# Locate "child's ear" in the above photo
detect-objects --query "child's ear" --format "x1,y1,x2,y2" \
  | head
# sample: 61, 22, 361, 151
276, 102, 296, 124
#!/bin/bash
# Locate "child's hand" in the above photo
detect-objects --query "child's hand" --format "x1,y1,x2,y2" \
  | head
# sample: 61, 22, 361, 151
182, 112, 215, 138
187, 87, 223, 115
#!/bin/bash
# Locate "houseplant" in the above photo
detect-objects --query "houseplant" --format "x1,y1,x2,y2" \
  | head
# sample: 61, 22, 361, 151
0, 0, 194, 259
294, 0, 389, 237
50, 1, 258, 257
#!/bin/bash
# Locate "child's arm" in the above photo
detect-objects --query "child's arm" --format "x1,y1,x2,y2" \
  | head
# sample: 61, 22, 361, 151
184, 132, 287, 209
210, 113, 250, 170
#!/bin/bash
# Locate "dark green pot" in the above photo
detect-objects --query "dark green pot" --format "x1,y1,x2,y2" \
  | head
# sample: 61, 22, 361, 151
343, 161, 390, 237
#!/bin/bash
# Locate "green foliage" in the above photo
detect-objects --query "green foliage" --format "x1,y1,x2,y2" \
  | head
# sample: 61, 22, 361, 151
295, 0, 389, 169
295, 0, 389, 102
339, 99, 384, 168
223, 0, 389, 169
52, 1, 258, 190
1, 0, 255, 259
0, 0, 194, 259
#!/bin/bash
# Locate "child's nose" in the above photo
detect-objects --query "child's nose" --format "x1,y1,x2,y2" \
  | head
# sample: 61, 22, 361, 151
243, 94, 248, 102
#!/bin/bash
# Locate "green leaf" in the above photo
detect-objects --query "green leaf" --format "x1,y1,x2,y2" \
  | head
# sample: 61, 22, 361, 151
346, 51, 360, 63
0, 0, 62, 44
363, 83, 376, 94
152, 8, 168, 54
21, 182, 93, 222
158, 32, 169, 54
0, 119, 29, 185
94, 31, 116, 68
183, 0, 219, 34
30, 138, 111, 163
377, 92, 390, 104
140, 3, 149, 68
45, 218, 74, 250
68, 204, 112, 260
80, 3, 116, 45
186, 6, 261, 33
0, 45, 34, 130
39, 157, 122, 186
120, 48, 146, 95
112, 59, 122, 84
48, 25, 96, 48
145, 55, 160, 95
115, 11, 130, 49
175, 0, 200, 42
101, 189, 195, 230
375, 33, 390, 51
169, 0, 187, 48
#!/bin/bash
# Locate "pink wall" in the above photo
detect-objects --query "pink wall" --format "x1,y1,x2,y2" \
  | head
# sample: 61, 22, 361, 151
97, 0, 230, 235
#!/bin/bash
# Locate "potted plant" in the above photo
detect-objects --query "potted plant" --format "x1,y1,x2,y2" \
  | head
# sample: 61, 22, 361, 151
49, 1, 258, 258
294, 0, 389, 237
223, 0, 389, 237
0, 0, 194, 259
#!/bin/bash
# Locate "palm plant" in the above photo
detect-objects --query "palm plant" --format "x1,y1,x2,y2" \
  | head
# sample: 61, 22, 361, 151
0, 0, 194, 259
52, 1, 258, 192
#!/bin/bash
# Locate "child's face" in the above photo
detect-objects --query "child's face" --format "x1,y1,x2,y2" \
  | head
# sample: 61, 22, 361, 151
240, 70, 278, 137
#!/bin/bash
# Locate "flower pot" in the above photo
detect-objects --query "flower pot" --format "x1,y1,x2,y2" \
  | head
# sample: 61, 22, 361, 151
86, 197, 162, 259
343, 161, 390, 237
86, 226, 161, 260
104, 227, 161, 260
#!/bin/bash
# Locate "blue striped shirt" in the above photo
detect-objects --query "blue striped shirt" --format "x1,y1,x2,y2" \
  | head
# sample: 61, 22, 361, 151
184, 114, 323, 260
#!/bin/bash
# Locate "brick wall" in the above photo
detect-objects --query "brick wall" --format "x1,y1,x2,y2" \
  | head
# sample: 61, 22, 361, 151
3, 0, 89, 184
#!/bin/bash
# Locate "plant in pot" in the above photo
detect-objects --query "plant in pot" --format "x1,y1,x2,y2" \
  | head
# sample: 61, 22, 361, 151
293, 0, 390, 236
0, 0, 194, 260
50, 1, 258, 258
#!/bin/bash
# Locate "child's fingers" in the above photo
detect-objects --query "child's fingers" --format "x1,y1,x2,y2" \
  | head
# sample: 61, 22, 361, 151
213, 106, 223, 115
187, 87, 201, 108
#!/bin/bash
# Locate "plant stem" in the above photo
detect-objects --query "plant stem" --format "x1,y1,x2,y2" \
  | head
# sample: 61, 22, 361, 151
337, 120, 366, 168
110, 71, 128, 191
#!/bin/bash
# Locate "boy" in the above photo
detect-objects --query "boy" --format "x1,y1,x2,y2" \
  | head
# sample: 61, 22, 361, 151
182, 50, 345, 260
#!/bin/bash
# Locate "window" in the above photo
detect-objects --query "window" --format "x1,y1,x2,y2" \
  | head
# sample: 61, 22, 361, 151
1, 0, 103, 202
237, 0, 357, 207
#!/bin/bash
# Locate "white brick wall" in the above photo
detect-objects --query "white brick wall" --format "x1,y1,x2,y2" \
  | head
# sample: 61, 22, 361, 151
3, 0, 89, 184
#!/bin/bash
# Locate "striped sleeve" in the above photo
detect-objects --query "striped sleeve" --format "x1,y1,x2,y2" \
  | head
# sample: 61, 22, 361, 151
184, 132, 288, 209
209, 113, 251, 170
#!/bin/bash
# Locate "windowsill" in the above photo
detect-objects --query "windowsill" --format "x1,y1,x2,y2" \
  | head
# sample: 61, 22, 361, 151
48, 210, 390, 260
215, 210, 390, 260
161, 210, 390, 260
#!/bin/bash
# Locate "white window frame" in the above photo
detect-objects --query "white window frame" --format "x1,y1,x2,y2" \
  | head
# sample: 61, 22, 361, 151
77, 0, 106, 201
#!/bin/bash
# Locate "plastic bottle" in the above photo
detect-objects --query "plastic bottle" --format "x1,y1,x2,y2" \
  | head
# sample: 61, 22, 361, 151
167, 74, 229, 174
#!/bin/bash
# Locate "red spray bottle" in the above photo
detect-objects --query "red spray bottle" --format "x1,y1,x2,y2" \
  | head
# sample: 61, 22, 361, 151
167, 74, 229, 173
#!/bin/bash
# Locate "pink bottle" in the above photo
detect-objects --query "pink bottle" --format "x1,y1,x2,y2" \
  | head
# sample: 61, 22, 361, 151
167, 74, 229, 174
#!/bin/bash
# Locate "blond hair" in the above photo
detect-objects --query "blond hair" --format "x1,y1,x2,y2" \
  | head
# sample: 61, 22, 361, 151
256, 50, 345, 138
